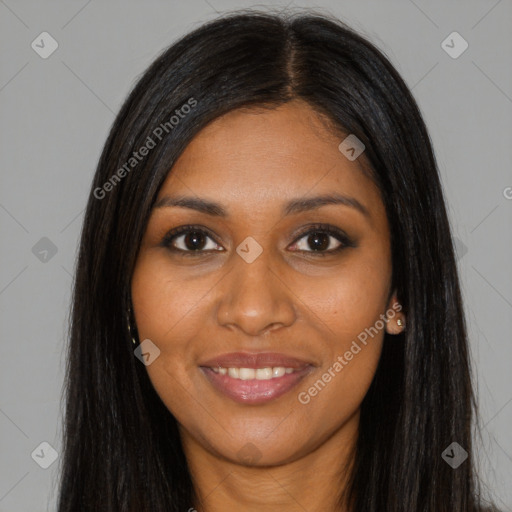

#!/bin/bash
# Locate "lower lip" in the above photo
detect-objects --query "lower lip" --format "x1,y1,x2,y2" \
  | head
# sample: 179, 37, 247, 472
200, 366, 313, 405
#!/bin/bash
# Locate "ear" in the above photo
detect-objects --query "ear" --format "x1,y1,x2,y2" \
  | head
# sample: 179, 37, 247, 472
385, 288, 406, 335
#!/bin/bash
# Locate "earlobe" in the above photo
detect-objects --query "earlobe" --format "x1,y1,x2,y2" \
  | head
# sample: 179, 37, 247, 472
385, 289, 407, 335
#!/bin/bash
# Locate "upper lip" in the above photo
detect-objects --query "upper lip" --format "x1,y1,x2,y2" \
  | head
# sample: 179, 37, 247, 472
199, 351, 314, 369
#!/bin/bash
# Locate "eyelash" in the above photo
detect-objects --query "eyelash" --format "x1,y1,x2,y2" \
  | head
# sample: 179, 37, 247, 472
160, 223, 355, 258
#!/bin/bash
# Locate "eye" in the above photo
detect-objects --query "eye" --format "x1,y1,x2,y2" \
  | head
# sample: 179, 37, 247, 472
160, 223, 355, 257
289, 224, 355, 255
160, 225, 223, 256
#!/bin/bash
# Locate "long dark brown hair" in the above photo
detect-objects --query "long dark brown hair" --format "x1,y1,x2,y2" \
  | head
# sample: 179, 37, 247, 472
57, 8, 498, 511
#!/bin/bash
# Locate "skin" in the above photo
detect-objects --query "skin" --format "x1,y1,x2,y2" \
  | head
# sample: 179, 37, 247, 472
131, 99, 406, 512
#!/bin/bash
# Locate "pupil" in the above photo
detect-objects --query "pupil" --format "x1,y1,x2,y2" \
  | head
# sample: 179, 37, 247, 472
185, 231, 205, 250
308, 232, 329, 251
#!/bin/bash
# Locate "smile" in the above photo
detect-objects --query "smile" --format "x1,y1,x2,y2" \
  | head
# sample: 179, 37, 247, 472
200, 365, 314, 404
210, 366, 297, 379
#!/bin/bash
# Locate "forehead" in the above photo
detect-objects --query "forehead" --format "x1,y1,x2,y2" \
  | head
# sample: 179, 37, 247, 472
156, 100, 384, 223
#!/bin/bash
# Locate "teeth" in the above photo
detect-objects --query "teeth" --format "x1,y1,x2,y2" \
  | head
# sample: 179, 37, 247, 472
239, 368, 255, 380
273, 367, 285, 378
256, 367, 273, 380
211, 366, 299, 380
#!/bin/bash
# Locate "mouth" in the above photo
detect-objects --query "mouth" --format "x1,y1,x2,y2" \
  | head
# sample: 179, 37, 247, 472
198, 352, 315, 405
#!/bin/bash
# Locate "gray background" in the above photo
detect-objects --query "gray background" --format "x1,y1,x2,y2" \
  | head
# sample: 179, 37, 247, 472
1, 0, 511, 510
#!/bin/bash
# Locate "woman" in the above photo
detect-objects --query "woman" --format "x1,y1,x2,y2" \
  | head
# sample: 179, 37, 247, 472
57, 9, 499, 512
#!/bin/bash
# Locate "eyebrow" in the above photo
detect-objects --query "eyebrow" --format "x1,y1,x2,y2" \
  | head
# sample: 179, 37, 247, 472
153, 193, 371, 219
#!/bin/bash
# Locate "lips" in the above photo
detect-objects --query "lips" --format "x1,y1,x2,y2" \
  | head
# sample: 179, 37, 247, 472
199, 351, 313, 369
198, 351, 315, 405
201, 365, 313, 404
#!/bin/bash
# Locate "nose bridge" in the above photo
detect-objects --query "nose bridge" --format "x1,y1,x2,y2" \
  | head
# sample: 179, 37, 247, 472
215, 244, 296, 335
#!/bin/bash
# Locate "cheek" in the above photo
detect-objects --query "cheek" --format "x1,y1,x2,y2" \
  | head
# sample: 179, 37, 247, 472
291, 251, 390, 406
131, 254, 205, 343
130, 254, 216, 394
293, 282, 386, 436
296, 250, 391, 343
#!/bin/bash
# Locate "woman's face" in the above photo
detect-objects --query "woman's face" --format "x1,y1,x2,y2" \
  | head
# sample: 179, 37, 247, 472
131, 99, 402, 467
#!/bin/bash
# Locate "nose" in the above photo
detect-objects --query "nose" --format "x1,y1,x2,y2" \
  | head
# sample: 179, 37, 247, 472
215, 249, 297, 337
